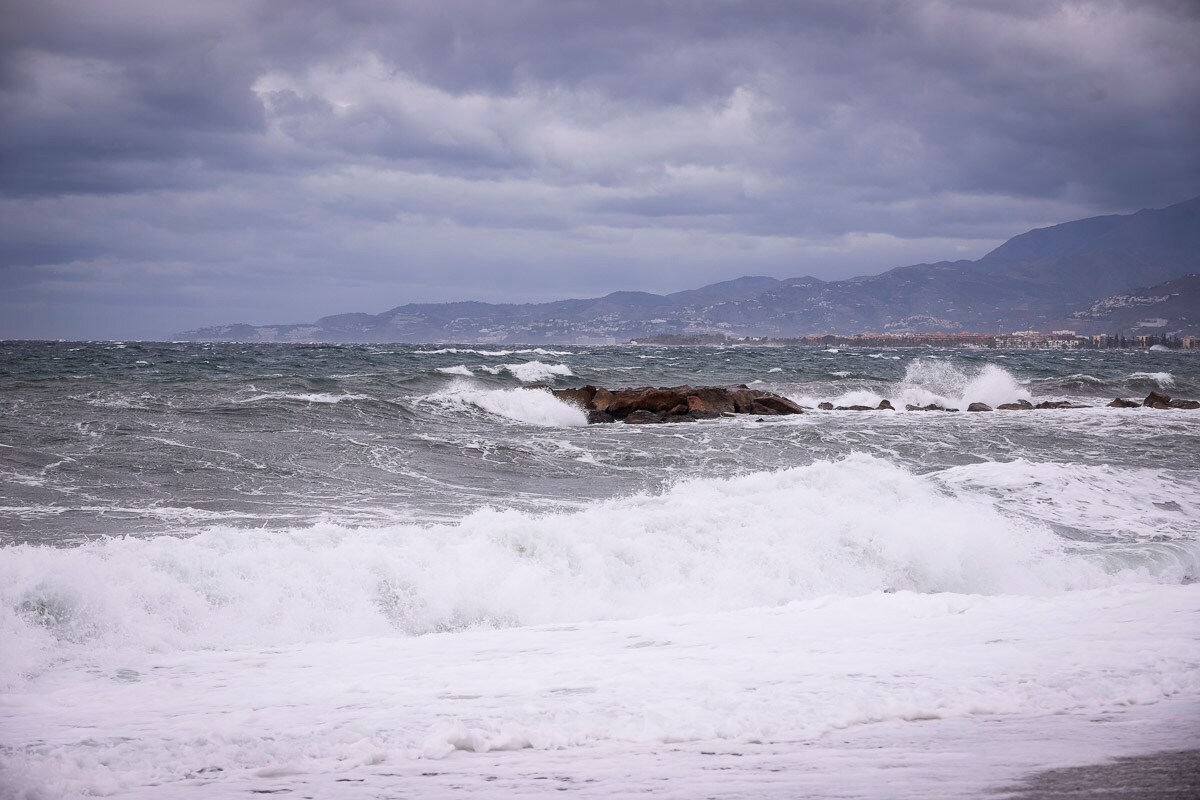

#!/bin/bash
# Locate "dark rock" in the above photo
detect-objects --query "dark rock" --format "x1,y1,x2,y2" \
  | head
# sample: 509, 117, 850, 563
607, 387, 687, 417
905, 403, 948, 412
623, 410, 664, 424
836, 405, 875, 411
567, 384, 807, 422
1107, 398, 1140, 408
686, 389, 736, 415
750, 395, 804, 415
727, 388, 760, 414
1168, 398, 1200, 409
1035, 400, 1086, 409
1144, 391, 1172, 407
591, 388, 615, 413
552, 385, 598, 409
997, 399, 1034, 410
967, 402, 993, 412
877, 400, 895, 410
818, 402, 834, 411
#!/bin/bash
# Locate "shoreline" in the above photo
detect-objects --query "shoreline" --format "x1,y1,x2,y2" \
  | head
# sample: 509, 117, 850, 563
992, 748, 1200, 799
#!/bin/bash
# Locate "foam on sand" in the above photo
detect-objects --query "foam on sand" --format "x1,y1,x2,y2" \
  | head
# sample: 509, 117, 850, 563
3, 585, 1197, 797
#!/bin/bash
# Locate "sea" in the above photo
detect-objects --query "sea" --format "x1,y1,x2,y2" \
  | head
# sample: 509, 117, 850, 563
1, 340, 1198, 798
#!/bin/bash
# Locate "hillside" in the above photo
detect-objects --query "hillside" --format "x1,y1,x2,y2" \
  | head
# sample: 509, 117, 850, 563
179, 195, 1200, 342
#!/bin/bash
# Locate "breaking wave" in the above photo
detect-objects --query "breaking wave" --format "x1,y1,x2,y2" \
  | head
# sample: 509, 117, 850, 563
422, 381, 588, 426
478, 361, 574, 382
3, 455, 1188, 689
417, 348, 572, 357
235, 392, 372, 405
1127, 371, 1174, 388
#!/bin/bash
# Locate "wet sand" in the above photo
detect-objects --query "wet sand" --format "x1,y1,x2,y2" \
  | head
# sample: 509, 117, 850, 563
992, 749, 1200, 799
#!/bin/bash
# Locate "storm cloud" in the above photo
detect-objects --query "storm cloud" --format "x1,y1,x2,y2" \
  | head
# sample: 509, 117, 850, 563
2, 0, 1198, 338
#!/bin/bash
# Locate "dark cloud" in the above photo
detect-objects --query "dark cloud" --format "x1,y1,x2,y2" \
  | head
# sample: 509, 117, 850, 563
1, 0, 1198, 338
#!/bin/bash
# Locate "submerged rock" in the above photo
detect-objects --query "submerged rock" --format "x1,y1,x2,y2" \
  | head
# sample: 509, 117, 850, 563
1108, 398, 1141, 408
1168, 398, 1200, 409
818, 402, 834, 410
1034, 400, 1087, 409
904, 403, 951, 412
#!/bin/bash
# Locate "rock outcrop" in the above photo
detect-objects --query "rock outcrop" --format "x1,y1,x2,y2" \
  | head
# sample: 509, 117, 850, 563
554, 385, 803, 424
1144, 391, 1171, 409
553, 385, 1199, 424
905, 403, 956, 412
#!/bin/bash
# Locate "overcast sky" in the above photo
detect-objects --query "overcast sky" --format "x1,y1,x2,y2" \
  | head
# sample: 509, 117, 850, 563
2, 0, 1198, 339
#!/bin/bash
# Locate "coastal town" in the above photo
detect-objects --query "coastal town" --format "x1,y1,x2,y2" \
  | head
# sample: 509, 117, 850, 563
632, 331, 1200, 349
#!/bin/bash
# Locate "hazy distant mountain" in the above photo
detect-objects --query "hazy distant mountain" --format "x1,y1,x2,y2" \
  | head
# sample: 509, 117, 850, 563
179, 195, 1200, 342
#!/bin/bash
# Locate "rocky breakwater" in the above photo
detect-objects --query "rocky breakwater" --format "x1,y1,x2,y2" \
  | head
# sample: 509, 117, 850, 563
551, 385, 805, 424
1121, 390, 1200, 410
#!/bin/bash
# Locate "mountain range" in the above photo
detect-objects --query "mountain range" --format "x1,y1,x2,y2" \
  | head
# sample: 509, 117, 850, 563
179, 195, 1200, 343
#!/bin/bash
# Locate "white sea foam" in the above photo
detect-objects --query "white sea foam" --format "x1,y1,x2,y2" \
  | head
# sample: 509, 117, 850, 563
2, 455, 1178, 691
436, 364, 474, 376
478, 361, 574, 382
236, 392, 371, 404
424, 381, 587, 427
418, 348, 572, 356
935, 459, 1200, 546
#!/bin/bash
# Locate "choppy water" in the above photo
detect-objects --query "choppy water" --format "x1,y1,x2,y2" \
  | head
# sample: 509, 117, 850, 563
3, 341, 1198, 544
2, 341, 1199, 798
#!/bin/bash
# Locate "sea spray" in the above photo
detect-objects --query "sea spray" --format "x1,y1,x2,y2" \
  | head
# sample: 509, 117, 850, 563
810, 359, 1034, 409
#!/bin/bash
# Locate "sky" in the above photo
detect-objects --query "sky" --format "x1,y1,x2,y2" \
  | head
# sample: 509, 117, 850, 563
2, 0, 1198, 339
